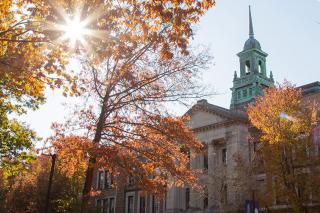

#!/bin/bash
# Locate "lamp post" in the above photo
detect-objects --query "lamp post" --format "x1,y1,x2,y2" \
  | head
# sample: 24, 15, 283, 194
43, 153, 57, 213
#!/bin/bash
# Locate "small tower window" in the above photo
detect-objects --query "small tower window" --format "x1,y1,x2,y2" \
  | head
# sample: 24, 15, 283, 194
249, 88, 253, 96
237, 91, 241, 100
245, 60, 251, 74
258, 60, 263, 73
243, 89, 247, 98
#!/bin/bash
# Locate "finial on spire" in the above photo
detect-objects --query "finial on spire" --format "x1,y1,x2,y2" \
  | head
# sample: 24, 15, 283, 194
270, 71, 274, 82
249, 6, 254, 38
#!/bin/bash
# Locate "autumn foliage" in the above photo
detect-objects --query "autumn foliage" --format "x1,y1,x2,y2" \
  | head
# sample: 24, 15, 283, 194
0, 154, 86, 213
0, 0, 77, 113
1, 0, 215, 212
248, 83, 320, 212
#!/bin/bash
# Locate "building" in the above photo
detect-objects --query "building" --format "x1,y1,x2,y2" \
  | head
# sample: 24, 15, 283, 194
91, 7, 320, 213
166, 7, 274, 213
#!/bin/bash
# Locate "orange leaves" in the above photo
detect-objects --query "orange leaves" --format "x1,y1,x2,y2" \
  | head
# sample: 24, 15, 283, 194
22, 0, 215, 204
0, 1, 77, 112
0, 0, 215, 112
53, 136, 91, 178
248, 83, 317, 145
97, 113, 201, 192
160, 43, 174, 60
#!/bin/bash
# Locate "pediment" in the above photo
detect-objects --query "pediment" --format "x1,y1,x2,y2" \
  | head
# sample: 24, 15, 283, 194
186, 101, 248, 129
188, 110, 226, 129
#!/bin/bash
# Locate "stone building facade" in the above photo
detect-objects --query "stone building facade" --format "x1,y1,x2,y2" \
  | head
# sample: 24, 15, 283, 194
165, 7, 320, 213
165, 7, 274, 212
90, 7, 320, 213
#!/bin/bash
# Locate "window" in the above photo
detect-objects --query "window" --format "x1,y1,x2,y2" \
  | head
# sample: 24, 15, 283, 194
249, 88, 253, 96
128, 175, 135, 186
97, 170, 113, 190
313, 124, 320, 156
96, 197, 115, 213
109, 198, 115, 213
203, 144, 208, 170
187, 149, 191, 169
258, 60, 263, 73
151, 195, 159, 213
127, 196, 134, 213
237, 91, 241, 100
242, 89, 247, 98
97, 170, 104, 190
139, 196, 146, 213
96, 199, 102, 212
203, 188, 208, 209
245, 60, 251, 74
222, 148, 227, 165
223, 185, 228, 204
104, 170, 113, 189
186, 188, 190, 209
103, 199, 108, 213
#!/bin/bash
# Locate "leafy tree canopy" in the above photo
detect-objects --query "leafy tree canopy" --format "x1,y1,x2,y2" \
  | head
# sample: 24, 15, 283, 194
248, 83, 320, 212
0, 108, 37, 184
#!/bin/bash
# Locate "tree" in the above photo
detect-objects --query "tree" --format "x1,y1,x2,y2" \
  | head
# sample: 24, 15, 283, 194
0, 0, 80, 183
0, 108, 37, 185
28, 0, 215, 211
0, 137, 88, 213
2, 1, 215, 211
1, 0, 214, 113
247, 83, 320, 213
0, 0, 78, 113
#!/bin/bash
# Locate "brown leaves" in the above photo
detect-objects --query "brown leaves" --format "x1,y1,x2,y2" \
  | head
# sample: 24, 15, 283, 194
92, 114, 201, 193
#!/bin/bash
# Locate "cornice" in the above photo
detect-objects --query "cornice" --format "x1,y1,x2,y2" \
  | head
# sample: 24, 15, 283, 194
192, 119, 249, 133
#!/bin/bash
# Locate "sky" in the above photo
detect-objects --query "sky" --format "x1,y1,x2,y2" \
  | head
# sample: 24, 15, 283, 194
20, 0, 320, 140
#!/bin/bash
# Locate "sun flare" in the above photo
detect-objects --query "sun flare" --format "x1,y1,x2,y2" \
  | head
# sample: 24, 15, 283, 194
58, 15, 90, 48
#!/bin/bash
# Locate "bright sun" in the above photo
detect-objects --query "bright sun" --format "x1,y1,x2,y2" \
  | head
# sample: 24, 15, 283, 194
58, 15, 90, 48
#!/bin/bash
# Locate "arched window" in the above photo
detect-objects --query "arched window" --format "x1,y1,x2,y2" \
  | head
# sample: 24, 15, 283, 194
245, 60, 250, 74
258, 60, 263, 73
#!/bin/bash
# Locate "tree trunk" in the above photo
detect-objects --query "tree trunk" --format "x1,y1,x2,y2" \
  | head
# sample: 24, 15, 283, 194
80, 157, 96, 213
80, 100, 107, 213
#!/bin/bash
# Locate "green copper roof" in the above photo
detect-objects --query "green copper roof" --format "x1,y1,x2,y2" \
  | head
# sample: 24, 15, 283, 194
230, 6, 274, 110
244, 6, 261, 51
249, 6, 254, 38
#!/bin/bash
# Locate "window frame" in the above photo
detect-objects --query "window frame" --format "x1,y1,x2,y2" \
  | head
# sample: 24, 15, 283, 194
151, 195, 160, 213
125, 192, 135, 213
104, 170, 113, 189
97, 170, 105, 190
222, 148, 227, 165
137, 191, 147, 213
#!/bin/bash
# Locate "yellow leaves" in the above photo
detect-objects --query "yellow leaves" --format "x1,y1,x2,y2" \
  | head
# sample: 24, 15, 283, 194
248, 83, 316, 145
0, 0, 78, 111
249, 84, 320, 211
0, 0, 214, 108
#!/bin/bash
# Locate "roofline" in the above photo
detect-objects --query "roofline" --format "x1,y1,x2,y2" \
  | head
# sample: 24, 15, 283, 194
185, 99, 248, 122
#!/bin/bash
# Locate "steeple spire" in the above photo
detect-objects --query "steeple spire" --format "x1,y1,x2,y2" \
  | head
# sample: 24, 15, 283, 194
249, 6, 254, 38
231, 6, 274, 110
